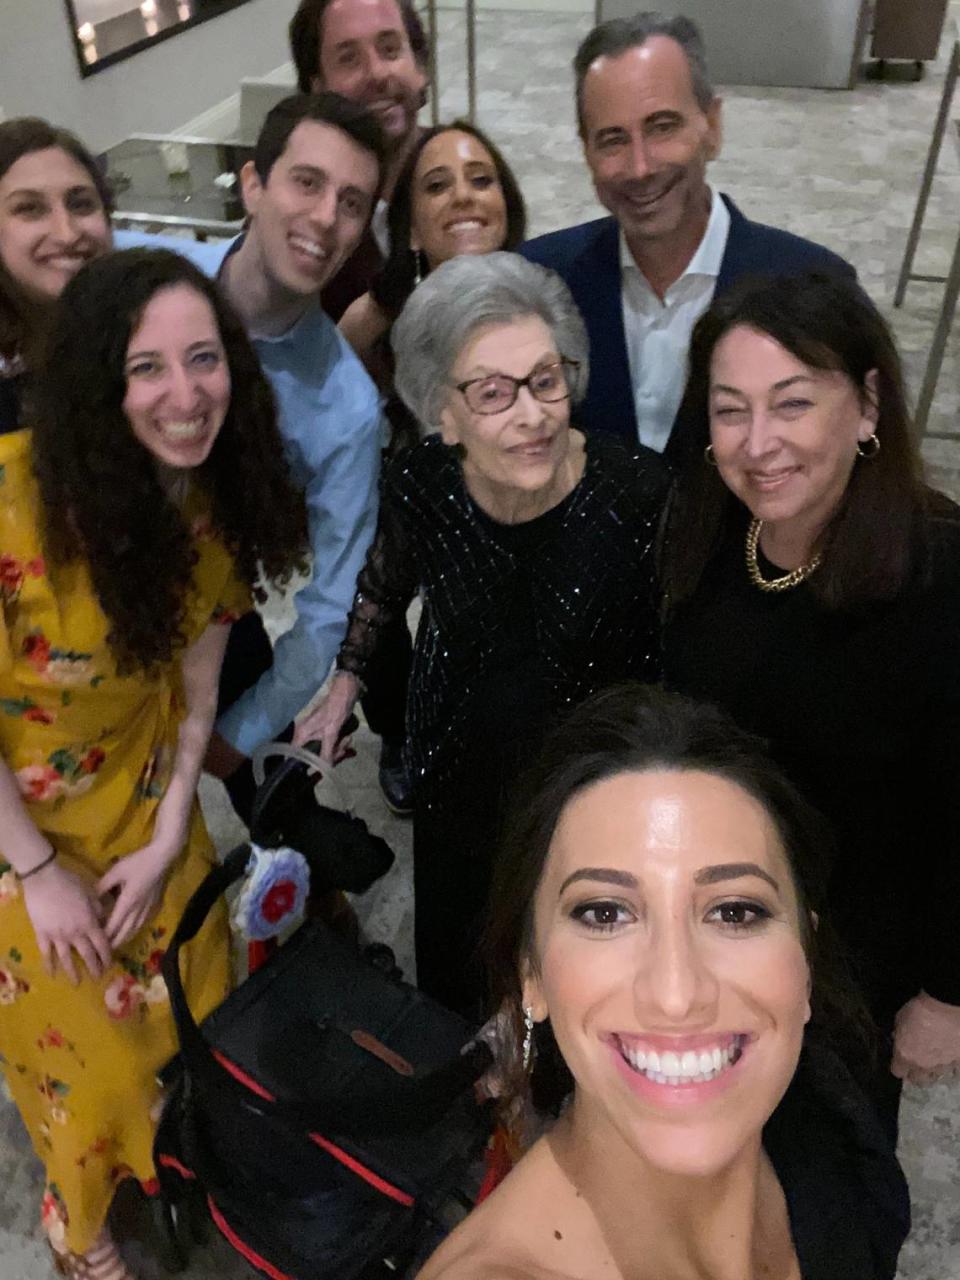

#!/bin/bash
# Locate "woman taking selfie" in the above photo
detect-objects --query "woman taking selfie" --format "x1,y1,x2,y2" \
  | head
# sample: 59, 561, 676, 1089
664, 273, 960, 1129
419, 688, 910, 1280
0, 248, 306, 1279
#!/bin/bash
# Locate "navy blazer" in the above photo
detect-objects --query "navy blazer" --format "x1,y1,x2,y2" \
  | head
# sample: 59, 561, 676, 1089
520, 195, 855, 464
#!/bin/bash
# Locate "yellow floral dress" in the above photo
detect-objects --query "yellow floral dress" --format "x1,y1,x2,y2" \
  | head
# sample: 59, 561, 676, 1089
0, 428, 249, 1259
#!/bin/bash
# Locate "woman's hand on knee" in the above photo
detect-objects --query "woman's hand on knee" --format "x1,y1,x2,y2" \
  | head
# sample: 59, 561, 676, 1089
22, 862, 112, 985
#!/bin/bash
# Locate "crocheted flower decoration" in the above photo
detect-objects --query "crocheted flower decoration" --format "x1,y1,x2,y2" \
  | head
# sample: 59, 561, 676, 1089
231, 844, 310, 942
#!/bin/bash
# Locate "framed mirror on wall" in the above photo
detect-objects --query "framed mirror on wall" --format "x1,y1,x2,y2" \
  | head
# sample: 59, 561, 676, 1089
64, 0, 257, 77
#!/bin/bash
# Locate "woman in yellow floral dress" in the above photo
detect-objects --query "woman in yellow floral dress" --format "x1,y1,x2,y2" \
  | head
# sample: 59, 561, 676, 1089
0, 242, 307, 1278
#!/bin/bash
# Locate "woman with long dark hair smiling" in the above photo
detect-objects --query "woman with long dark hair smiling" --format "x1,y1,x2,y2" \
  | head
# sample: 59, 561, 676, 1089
418, 687, 909, 1280
664, 272, 960, 1133
0, 117, 114, 430
339, 119, 526, 390
0, 248, 306, 1279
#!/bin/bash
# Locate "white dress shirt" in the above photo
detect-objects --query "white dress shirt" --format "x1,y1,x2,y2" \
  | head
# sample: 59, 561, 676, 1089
620, 188, 731, 452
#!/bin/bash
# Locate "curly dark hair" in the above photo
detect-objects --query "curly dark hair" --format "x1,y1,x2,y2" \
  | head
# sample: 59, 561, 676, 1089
32, 249, 308, 674
486, 685, 875, 1128
0, 117, 114, 369
371, 121, 527, 320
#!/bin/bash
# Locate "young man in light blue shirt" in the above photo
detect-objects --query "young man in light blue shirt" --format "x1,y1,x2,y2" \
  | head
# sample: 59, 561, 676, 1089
118, 93, 388, 819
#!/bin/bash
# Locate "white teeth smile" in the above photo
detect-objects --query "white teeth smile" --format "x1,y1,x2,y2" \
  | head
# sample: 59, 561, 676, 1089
160, 417, 205, 441
290, 235, 327, 261
448, 219, 483, 231
617, 1035, 745, 1086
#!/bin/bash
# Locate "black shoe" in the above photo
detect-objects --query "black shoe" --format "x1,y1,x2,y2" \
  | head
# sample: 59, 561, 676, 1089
378, 738, 414, 816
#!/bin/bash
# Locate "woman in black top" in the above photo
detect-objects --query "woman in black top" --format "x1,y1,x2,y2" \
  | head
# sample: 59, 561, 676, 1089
339, 119, 526, 424
419, 688, 909, 1280
296, 252, 668, 1017
664, 273, 960, 1125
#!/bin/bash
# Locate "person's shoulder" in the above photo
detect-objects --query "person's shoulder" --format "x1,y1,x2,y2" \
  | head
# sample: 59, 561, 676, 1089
519, 218, 616, 271
585, 432, 671, 500
722, 195, 855, 279
0, 423, 32, 476
329, 321, 381, 406
419, 1132, 582, 1280
111, 227, 233, 277
421, 1257, 539, 1280
385, 433, 451, 489
295, 312, 383, 429
0, 427, 41, 542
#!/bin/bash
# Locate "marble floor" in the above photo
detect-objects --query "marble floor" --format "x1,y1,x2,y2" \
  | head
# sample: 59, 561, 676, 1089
4, 5, 960, 1277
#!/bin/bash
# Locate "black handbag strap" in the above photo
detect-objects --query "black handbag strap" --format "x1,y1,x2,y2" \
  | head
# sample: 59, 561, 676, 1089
161, 849, 492, 1136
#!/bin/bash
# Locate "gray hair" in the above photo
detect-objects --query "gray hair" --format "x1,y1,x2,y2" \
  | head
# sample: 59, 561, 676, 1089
391, 252, 590, 431
574, 12, 715, 135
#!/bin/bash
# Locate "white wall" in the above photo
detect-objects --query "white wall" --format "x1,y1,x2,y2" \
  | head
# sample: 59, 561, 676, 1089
598, 0, 866, 88
0, 0, 301, 150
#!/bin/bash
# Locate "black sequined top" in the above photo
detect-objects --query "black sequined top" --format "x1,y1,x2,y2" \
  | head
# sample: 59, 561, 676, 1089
337, 432, 670, 806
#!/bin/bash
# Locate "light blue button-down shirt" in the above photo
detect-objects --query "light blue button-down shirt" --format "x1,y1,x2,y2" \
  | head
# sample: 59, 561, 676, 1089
114, 230, 385, 756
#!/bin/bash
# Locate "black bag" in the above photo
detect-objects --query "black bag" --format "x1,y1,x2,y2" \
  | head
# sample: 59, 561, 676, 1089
155, 843, 493, 1280
247, 735, 394, 895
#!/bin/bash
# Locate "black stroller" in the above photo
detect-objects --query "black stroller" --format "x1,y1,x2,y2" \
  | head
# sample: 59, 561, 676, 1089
152, 742, 494, 1279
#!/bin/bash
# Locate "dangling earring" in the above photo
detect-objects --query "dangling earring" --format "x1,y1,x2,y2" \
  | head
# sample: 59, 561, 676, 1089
521, 1005, 535, 1073
704, 443, 718, 466
412, 248, 424, 288
856, 433, 880, 459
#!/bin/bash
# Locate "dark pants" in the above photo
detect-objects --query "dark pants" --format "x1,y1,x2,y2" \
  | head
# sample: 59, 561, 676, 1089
359, 614, 412, 743
217, 611, 292, 828
413, 796, 495, 1024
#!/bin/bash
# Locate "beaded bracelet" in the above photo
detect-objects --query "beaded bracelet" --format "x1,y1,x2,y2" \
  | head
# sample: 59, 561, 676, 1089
18, 849, 57, 881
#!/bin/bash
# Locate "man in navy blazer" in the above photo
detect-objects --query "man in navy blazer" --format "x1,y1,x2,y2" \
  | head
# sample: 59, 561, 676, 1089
521, 12, 854, 466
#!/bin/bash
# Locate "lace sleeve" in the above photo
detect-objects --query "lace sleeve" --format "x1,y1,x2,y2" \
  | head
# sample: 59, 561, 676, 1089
336, 469, 419, 681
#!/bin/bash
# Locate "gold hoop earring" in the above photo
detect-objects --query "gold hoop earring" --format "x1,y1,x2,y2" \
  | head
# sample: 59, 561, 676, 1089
704, 444, 718, 466
856, 433, 880, 459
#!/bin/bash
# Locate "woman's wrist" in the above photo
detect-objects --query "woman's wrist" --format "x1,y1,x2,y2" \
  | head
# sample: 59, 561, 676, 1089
333, 669, 363, 701
143, 811, 189, 867
18, 847, 58, 881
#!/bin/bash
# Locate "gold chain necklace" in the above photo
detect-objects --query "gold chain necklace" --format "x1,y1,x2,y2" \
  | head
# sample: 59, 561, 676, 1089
745, 518, 822, 592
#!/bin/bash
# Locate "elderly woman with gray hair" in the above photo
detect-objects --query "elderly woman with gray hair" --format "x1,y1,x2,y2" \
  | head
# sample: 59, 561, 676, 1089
296, 252, 669, 1017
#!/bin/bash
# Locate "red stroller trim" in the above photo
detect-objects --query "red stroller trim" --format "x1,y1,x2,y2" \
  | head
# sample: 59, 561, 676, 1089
207, 1194, 295, 1280
307, 1133, 415, 1206
157, 1153, 196, 1181
212, 1049, 274, 1099
207, 1048, 417, 1207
